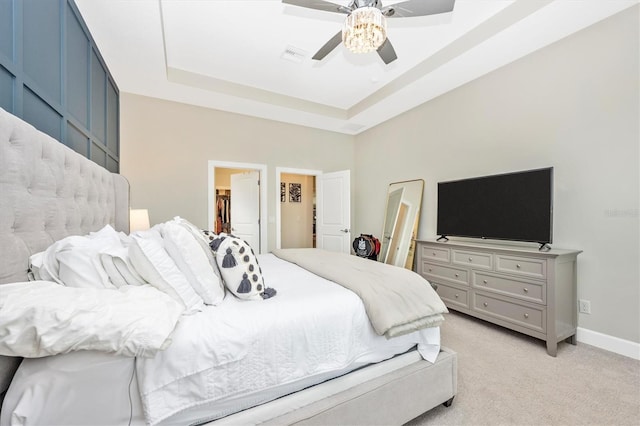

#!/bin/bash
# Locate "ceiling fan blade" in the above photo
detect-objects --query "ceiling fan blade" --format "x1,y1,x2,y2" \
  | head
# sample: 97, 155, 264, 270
381, 0, 455, 17
377, 38, 397, 64
312, 31, 343, 60
282, 0, 350, 14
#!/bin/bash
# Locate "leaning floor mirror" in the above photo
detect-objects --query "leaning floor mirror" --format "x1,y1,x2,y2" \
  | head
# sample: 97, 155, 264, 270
379, 179, 424, 269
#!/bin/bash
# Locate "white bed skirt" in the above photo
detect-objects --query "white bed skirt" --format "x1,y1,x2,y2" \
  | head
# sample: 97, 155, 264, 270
1, 340, 443, 426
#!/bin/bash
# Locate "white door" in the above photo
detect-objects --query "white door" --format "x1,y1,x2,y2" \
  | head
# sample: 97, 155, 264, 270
316, 170, 351, 253
230, 171, 260, 252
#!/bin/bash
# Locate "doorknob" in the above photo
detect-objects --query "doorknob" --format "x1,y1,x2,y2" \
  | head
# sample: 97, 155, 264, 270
341, 229, 350, 233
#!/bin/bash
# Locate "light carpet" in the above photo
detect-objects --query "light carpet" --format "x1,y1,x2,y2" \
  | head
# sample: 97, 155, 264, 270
406, 311, 640, 426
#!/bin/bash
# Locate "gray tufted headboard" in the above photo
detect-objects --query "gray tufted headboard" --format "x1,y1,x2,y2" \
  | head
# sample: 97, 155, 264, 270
0, 107, 130, 403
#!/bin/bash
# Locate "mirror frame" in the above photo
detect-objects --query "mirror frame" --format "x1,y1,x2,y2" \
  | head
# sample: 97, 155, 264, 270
379, 179, 424, 269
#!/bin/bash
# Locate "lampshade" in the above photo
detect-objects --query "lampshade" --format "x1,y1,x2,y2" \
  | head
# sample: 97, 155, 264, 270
130, 209, 150, 233
342, 7, 387, 54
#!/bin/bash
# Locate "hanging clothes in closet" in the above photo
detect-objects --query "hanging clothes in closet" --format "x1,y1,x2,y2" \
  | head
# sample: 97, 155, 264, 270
216, 190, 231, 234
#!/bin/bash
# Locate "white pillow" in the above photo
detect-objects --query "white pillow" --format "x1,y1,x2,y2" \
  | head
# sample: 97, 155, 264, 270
57, 225, 126, 289
129, 230, 203, 314
28, 251, 45, 281
29, 225, 127, 289
33, 225, 123, 289
55, 236, 104, 288
88, 224, 121, 241
171, 217, 224, 284
161, 222, 224, 305
171, 216, 207, 243
38, 239, 67, 284
99, 234, 147, 287
114, 256, 147, 286
100, 254, 128, 288
214, 235, 275, 301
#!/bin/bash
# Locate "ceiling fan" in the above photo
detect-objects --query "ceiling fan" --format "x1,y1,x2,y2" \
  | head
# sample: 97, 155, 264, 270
282, 0, 456, 64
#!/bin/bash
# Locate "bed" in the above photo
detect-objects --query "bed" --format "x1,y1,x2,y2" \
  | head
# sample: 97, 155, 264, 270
0, 107, 457, 425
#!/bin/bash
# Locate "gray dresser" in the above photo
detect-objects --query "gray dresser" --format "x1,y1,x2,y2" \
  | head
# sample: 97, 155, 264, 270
416, 239, 581, 356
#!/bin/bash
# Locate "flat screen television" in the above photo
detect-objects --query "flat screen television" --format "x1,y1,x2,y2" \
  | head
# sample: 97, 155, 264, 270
437, 167, 553, 248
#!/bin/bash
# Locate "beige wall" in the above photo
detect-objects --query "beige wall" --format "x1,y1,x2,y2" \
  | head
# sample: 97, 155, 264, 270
354, 7, 639, 344
120, 94, 354, 251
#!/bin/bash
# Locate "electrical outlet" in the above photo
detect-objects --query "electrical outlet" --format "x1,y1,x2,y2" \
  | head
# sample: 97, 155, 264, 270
579, 299, 591, 314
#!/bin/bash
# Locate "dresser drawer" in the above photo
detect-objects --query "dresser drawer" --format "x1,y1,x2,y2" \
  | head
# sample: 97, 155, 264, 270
474, 293, 545, 333
473, 272, 545, 304
434, 283, 469, 309
496, 255, 546, 279
420, 245, 450, 263
452, 249, 492, 270
421, 262, 469, 286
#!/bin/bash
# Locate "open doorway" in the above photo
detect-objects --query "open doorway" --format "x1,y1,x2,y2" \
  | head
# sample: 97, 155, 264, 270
213, 167, 249, 234
208, 161, 267, 254
276, 167, 322, 249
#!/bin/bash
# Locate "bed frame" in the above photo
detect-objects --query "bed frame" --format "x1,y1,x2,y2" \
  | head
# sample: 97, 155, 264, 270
0, 107, 457, 424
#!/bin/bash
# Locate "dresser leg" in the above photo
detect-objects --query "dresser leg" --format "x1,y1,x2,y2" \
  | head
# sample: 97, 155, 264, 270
546, 340, 557, 357
565, 335, 577, 345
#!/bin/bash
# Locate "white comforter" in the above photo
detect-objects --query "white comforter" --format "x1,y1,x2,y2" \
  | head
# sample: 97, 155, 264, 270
1, 254, 441, 426
136, 254, 441, 425
0, 281, 183, 358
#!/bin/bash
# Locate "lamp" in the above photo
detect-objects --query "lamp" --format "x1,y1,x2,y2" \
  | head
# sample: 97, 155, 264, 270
130, 209, 150, 233
342, 7, 387, 54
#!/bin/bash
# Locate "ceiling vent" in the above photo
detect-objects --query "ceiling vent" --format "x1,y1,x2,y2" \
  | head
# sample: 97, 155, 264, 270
281, 45, 307, 63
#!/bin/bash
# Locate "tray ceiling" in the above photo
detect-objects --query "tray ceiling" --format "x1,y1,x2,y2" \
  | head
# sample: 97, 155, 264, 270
75, 0, 638, 134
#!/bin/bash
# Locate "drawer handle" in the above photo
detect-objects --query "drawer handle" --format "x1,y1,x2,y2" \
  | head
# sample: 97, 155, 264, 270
454, 293, 459, 298
432, 252, 436, 256
468, 257, 473, 262
428, 268, 432, 272
483, 302, 488, 307
523, 288, 529, 293
524, 313, 529, 319
516, 264, 521, 269
455, 273, 459, 278
483, 279, 488, 284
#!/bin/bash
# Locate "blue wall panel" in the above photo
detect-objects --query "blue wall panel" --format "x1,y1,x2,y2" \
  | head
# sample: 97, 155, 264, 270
23, 0, 61, 105
0, 0, 119, 172
0, 65, 13, 112
67, 122, 89, 157
0, 1, 13, 61
66, 5, 89, 127
107, 156, 118, 174
91, 49, 106, 143
23, 87, 62, 141
107, 79, 118, 155
90, 141, 106, 168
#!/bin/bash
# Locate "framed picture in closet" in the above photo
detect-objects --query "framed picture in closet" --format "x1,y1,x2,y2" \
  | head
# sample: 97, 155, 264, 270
289, 183, 301, 203
281, 182, 286, 202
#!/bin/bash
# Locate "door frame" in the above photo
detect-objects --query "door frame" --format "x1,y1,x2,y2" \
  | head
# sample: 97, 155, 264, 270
208, 160, 268, 254
275, 167, 322, 249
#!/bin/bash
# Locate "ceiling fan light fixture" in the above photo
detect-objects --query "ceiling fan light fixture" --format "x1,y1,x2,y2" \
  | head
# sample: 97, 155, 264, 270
342, 7, 387, 54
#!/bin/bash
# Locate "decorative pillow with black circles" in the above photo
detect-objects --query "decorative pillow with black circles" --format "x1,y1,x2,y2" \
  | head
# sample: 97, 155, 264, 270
208, 233, 276, 301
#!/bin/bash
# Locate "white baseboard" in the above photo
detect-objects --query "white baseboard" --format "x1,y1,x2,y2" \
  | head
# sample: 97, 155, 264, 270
577, 327, 640, 360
